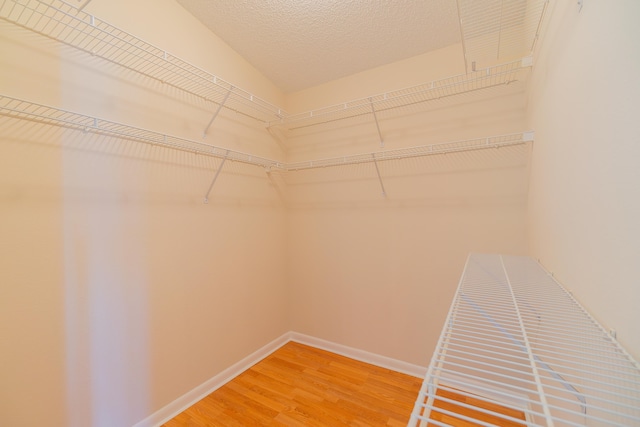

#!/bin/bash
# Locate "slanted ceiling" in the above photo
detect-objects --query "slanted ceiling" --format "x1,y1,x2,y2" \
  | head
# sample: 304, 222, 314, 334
175, 0, 548, 94
175, 0, 461, 93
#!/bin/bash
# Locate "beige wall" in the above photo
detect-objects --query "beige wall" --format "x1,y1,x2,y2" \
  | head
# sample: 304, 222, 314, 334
526, 0, 640, 359
0, 0, 287, 426
285, 46, 531, 365
10, 0, 638, 425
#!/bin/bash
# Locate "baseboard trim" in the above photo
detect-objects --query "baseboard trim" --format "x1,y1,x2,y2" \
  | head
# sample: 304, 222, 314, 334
289, 332, 427, 379
132, 331, 292, 427
133, 331, 426, 427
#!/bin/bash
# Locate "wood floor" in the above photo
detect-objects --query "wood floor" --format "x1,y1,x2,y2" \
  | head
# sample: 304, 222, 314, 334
162, 341, 422, 426
428, 387, 527, 427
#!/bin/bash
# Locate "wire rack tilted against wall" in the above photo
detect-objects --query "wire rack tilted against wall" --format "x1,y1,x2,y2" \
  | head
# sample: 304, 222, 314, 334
410, 253, 640, 427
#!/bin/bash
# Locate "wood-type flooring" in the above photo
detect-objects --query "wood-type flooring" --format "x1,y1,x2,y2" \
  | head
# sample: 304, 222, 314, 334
428, 387, 527, 426
163, 341, 422, 426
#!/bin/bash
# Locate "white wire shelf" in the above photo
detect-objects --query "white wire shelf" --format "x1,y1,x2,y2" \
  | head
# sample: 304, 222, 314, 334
270, 58, 531, 131
0, 0, 285, 123
410, 254, 640, 427
0, 95, 285, 169
457, 0, 549, 73
0, 0, 539, 137
284, 132, 533, 171
0, 94, 534, 176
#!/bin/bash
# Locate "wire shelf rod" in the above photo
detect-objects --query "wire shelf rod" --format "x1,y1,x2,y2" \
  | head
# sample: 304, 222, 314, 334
444, 334, 632, 372
445, 340, 640, 382
455, 312, 623, 343
440, 353, 640, 406
456, 305, 628, 352
420, 396, 531, 427
442, 342, 533, 363
434, 383, 535, 414
410, 255, 472, 426
442, 343, 640, 384
417, 402, 593, 427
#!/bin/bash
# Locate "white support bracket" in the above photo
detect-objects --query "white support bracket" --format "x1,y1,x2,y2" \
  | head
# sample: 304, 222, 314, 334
523, 130, 535, 142
203, 87, 233, 138
370, 98, 384, 148
77, 0, 93, 12
372, 153, 387, 197
203, 151, 229, 204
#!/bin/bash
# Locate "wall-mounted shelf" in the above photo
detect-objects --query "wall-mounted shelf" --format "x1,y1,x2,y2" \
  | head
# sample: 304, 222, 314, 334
1, 1, 541, 198
0, 94, 533, 175
457, 0, 549, 73
271, 58, 532, 131
1, 0, 536, 135
410, 254, 640, 426
285, 132, 532, 171
0, 95, 284, 169
0, 0, 285, 124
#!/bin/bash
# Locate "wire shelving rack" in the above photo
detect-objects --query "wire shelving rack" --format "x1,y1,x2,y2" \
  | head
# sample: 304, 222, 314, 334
457, 0, 549, 73
0, 0, 285, 123
0, 0, 536, 134
0, 95, 533, 174
271, 59, 531, 131
410, 253, 640, 427
285, 132, 532, 171
0, 95, 284, 169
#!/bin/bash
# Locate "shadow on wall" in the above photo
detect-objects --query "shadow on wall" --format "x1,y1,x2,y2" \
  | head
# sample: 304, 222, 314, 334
0, 116, 283, 208
0, 114, 284, 426
283, 142, 531, 210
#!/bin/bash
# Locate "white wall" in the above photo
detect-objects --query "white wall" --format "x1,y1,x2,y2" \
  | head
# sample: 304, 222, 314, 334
0, 1, 288, 426
526, 0, 640, 359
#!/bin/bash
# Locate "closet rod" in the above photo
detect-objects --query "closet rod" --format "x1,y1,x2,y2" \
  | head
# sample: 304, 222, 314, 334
0, 95, 284, 169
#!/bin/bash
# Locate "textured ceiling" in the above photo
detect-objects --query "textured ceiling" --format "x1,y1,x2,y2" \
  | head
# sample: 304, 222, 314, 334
175, 0, 461, 93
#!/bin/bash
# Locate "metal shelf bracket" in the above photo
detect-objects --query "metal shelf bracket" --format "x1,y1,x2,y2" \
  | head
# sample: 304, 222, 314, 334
203, 87, 233, 138
370, 98, 384, 148
203, 150, 229, 204
372, 153, 387, 197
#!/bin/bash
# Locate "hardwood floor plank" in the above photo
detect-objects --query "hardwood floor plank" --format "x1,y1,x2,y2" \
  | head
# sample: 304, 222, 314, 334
430, 387, 527, 427
162, 342, 422, 426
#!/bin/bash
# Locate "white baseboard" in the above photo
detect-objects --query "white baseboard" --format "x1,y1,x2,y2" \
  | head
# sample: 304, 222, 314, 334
132, 332, 292, 427
133, 331, 426, 427
289, 332, 427, 379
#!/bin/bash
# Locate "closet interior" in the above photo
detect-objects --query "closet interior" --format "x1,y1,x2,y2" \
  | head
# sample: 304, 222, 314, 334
1, 0, 639, 426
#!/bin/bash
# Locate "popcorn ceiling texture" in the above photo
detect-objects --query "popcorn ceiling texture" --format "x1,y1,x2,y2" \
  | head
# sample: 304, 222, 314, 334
175, 0, 461, 93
